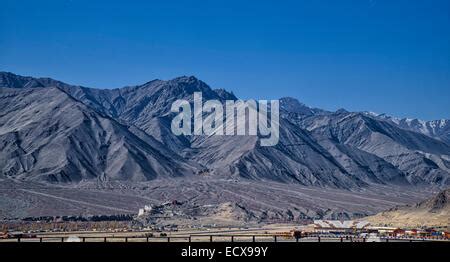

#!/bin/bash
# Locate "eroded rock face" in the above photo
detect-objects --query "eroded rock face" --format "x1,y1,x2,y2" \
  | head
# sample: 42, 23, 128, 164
421, 188, 450, 211
1, 71, 449, 189
0, 86, 199, 182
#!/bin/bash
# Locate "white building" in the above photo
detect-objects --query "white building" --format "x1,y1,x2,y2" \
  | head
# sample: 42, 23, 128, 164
138, 205, 153, 217
313, 220, 370, 233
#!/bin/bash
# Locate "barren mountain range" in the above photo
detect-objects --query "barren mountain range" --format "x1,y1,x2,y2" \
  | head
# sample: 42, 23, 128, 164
0, 71, 449, 221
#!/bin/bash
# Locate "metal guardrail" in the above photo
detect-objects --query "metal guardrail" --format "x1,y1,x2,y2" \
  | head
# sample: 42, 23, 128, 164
2, 235, 447, 243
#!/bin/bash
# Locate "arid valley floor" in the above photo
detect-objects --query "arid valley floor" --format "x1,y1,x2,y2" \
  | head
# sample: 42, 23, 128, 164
0, 177, 440, 223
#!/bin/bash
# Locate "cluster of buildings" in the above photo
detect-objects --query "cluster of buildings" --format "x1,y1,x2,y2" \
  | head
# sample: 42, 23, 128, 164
373, 227, 449, 238
311, 220, 449, 239
137, 200, 184, 218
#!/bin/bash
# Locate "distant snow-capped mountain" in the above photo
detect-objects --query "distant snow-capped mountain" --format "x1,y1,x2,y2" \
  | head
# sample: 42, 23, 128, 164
363, 112, 450, 144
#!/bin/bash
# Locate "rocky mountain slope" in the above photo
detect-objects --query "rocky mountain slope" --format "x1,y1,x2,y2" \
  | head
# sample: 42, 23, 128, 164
1, 71, 449, 189
364, 112, 450, 144
366, 188, 450, 228
0, 86, 198, 182
295, 111, 450, 185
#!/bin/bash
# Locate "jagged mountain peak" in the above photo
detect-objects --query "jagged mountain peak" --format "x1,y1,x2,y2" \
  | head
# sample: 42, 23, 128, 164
361, 111, 450, 144
335, 108, 349, 114
363, 111, 449, 126
213, 88, 237, 100
280, 96, 307, 107
0, 71, 81, 89
280, 97, 319, 116
170, 75, 201, 83
120, 75, 236, 101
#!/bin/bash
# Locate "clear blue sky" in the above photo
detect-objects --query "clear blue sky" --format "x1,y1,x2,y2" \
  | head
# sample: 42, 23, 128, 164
1, 0, 449, 120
